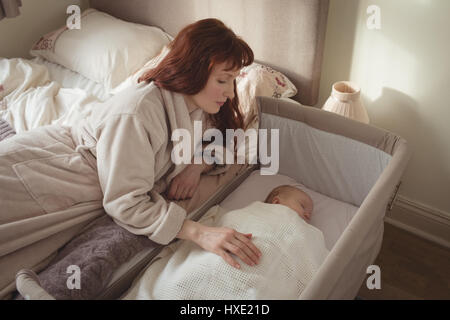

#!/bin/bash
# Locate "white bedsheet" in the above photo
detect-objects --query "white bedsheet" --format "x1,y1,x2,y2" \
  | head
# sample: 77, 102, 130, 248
0, 58, 102, 133
0, 53, 170, 133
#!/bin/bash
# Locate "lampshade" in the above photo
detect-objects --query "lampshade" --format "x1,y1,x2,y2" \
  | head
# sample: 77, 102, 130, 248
322, 81, 369, 124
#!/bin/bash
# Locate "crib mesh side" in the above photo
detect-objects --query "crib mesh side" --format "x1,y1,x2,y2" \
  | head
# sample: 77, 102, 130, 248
259, 111, 391, 207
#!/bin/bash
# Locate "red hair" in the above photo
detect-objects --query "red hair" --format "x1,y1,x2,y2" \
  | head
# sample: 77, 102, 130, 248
138, 18, 254, 134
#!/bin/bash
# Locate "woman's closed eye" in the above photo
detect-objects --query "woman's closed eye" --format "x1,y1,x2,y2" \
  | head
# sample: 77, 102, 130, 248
217, 76, 236, 84
218, 78, 233, 84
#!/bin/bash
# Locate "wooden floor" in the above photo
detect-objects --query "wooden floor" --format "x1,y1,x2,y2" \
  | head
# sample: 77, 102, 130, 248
357, 223, 450, 300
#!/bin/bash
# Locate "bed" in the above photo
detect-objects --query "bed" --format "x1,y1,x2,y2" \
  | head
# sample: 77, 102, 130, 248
1, 0, 411, 300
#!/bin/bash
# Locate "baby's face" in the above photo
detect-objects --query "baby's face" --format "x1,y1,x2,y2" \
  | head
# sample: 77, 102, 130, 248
273, 188, 313, 222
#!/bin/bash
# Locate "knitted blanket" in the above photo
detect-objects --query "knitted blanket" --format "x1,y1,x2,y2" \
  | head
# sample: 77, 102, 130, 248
123, 202, 329, 300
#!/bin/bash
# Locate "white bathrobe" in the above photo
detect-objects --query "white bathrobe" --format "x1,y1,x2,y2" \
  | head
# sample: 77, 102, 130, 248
0, 81, 215, 298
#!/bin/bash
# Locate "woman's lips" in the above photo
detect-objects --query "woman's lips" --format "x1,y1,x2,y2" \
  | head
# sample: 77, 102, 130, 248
216, 101, 226, 106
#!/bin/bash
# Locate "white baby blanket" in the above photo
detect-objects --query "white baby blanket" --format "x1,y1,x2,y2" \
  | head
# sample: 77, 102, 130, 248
123, 201, 329, 300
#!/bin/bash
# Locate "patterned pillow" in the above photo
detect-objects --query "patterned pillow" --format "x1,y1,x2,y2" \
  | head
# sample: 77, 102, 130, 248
236, 63, 297, 130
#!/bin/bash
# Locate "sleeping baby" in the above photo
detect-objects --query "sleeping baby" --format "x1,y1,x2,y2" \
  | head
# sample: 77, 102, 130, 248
123, 185, 329, 300
264, 185, 313, 222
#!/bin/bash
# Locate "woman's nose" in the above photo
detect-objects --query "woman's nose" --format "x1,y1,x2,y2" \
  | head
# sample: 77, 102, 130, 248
224, 82, 235, 100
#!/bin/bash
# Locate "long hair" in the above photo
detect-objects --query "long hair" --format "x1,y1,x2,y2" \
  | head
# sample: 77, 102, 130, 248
138, 18, 254, 134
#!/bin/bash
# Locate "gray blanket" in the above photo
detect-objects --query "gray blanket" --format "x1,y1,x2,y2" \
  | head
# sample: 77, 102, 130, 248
36, 215, 159, 300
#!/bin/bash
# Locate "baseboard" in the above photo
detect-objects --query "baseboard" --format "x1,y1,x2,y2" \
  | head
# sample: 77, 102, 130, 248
385, 195, 450, 249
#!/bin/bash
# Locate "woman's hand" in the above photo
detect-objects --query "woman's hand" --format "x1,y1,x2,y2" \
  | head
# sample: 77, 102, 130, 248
197, 225, 262, 269
167, 164, 204, 200
177, 220, 262, 269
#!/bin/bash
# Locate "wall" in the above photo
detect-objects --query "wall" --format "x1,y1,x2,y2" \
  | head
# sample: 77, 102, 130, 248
0, 0, 89, 58
318, 0, 450, 243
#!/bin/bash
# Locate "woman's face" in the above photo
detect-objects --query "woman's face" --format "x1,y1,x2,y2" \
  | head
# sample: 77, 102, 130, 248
185, 61, 240, 114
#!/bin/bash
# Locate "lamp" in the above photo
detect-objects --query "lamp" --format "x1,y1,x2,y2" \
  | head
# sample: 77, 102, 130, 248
322, 81, 369, 124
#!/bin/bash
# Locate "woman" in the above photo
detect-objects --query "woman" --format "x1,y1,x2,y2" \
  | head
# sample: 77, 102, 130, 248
0, 18, 260, 298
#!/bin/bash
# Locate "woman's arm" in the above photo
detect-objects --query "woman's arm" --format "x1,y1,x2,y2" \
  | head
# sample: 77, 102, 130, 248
177, 219, 261, 269
167, 162, 213, 200
96, 114, 186, 245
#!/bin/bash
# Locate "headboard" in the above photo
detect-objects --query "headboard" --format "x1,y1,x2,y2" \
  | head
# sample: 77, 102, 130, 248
89, 0, 329, 106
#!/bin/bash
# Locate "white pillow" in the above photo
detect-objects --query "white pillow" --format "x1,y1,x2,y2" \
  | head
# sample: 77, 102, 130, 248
109, 45, 171, 95
220, 170, 358, 250
30, 8, 171, 92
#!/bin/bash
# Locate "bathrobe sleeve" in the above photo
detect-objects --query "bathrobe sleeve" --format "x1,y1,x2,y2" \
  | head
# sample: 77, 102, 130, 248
95, 114, 186, 245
